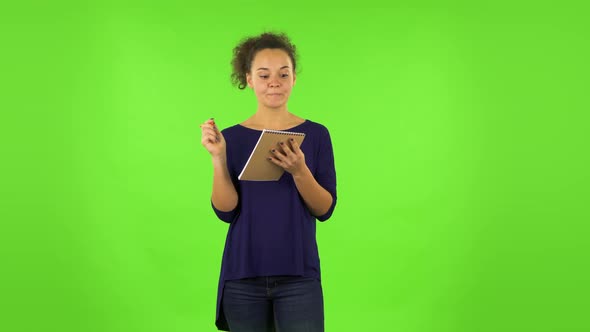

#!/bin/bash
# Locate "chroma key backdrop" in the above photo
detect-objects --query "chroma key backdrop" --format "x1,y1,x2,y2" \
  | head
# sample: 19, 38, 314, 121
1, 1, 588, 332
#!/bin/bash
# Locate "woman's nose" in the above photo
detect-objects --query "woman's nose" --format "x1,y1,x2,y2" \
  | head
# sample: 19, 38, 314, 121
269, 77, 281, 87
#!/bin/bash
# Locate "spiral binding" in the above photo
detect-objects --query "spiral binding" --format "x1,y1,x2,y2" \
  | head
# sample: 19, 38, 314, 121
263, 129, 305, 136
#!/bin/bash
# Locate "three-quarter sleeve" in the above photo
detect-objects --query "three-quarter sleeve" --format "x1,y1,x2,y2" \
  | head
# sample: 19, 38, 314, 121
314, 126, 337, 221
211, 200, 239, 223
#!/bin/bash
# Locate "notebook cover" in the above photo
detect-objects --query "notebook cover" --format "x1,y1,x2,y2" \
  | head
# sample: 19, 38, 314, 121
238, 129, 306, 181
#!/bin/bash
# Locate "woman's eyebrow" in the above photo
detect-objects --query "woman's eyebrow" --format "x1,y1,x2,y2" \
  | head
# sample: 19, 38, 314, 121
256, 66, 290, 71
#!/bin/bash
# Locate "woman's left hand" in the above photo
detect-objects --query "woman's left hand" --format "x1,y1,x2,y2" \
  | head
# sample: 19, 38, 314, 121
268, 138, 307, 176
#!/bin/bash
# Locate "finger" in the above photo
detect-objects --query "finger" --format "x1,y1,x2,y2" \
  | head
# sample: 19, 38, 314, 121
207, 118, 219, 132
200, 123, 214, 132
288, 138, 301, 154
201, 127, 218, 141
201, 119, 214, 128
202, 133, 218, 145
277, 141, 293, 156
201, 119, 217, 131
211, 125, 221, 142
270, 148, 285, 161
201, 122, 217, 130
201, 125, 215, 132
267, 155, 284, 168
201, 123, 220, 142
201, 127, 217, 139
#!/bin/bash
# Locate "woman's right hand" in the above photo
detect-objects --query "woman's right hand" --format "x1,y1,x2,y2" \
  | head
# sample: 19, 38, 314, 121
200, 118, 226, 158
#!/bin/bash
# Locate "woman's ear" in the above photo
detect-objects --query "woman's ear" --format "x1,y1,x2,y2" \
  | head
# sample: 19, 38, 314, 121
246, 73, 253, 89
293, 73, 296, 86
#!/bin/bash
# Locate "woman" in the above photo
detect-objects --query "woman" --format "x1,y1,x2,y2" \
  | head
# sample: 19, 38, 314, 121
200, 32, 337, 332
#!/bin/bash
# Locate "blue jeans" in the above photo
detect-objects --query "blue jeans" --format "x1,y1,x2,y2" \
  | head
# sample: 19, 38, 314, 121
222, 275, 324, 332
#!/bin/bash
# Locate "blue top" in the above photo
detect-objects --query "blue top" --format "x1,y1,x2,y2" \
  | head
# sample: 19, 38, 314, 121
211, 119, 337, 331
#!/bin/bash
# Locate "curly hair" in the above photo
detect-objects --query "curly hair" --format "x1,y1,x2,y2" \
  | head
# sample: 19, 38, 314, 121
230, 32, 298, 90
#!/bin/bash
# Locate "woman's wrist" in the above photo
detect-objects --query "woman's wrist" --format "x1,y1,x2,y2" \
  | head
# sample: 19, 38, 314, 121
211, 154, 227, 167
291, 165, 312, 180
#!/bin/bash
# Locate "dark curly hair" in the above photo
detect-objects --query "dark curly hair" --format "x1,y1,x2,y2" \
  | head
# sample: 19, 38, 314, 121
230, 32, 298, 90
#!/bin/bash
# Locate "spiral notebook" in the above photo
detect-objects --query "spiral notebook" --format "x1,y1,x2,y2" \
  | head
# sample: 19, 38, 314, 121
238, 129, 306, 181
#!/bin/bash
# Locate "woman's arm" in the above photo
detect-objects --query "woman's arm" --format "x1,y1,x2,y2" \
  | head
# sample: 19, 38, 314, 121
211, 155, 238, 212
201, 119, 238, 212
292, 167, 333, 217
269, 138, 335, 217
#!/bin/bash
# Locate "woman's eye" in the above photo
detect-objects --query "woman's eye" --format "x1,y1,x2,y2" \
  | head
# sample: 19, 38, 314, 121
259, 74, 289, 79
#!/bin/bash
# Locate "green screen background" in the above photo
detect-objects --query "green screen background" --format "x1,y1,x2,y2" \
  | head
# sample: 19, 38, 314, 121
1, 1, 588, 331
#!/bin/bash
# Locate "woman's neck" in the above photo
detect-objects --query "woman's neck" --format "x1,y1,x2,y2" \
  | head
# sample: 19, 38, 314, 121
243, 108, 304, 130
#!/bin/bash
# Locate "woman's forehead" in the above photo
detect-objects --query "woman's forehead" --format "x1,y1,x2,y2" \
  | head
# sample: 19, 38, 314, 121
253, 49, 292, 68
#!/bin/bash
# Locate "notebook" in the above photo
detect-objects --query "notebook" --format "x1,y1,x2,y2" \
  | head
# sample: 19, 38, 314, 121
238, 129, 306, 181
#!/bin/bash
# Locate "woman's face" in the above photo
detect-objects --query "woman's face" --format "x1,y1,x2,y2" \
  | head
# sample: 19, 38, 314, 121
246, 48, 296, 110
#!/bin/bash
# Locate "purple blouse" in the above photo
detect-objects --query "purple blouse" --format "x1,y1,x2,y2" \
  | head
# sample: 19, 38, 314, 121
211, 119, 337, 331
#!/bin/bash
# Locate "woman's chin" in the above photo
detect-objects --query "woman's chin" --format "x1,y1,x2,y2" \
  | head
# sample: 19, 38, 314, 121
262, 101, 287, 109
